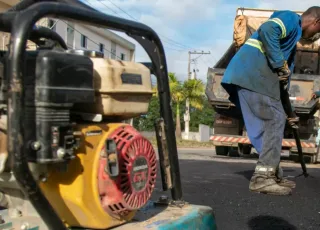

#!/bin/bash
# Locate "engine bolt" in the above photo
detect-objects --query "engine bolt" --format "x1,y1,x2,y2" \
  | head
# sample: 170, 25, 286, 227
30, 141, 41, 151
57, 148, 66, 159
39, 174, 47, 183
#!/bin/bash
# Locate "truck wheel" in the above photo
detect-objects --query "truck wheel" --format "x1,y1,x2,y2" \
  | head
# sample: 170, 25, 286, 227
238, 144, 252, 155
229, 147, 240, 157
215, 146, 229, 156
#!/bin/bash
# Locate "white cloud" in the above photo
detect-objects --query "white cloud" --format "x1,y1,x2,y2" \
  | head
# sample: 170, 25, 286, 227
152, 0, 218, 23
84, 1, 320, 83
86, 0, 219, 24
84, 0, 226, 82
256, 1, 319, 11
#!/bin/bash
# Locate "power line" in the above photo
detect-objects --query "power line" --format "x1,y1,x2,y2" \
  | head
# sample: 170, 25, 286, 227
101, 0, 194, 50
209, 54, 218, 63
187, 51, 210, 79
161, 37, 192, 50
84, 0, 222, 65
101, 0, 135, 20
88, 0, 191, 51
84, 0, 185, 52
162, 37, 193, 50
163, 46, 186, 52
85, 0, 119, 15
199, 55, 216, 68
199, 56, 213, 68
83, 1, 219, 65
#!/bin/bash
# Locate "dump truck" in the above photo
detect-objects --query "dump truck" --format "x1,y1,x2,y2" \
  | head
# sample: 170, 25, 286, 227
0, 0, 217, 229
206, 7, 320, 163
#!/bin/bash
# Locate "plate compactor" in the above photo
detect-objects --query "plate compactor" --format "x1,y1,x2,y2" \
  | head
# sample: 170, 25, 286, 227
0, 0, 216, 229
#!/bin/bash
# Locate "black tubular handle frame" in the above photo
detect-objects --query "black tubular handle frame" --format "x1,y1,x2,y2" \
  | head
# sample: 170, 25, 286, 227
7, 2, 182, 229
0, 12, 68, 49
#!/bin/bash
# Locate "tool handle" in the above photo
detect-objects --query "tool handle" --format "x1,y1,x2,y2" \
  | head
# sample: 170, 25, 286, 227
280, 84, 308, 176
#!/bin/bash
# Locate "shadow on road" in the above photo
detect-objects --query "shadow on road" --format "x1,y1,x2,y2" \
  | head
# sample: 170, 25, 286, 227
248, 215, 297, 230
234, 170, 254, 180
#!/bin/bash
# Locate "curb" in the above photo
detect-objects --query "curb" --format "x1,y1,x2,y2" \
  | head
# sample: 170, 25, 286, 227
152, 146, 214, 150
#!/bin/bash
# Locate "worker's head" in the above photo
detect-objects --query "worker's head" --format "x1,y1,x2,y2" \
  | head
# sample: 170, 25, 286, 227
301, 6, 320, 39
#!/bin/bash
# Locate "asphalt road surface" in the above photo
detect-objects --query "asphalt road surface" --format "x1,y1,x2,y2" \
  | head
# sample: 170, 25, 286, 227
152, 149, 320, 230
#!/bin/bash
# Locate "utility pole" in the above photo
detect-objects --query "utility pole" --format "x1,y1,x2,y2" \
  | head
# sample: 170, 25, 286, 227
188, 51, 191, 79
187, 51, 211, 80
184, 51, 211, 139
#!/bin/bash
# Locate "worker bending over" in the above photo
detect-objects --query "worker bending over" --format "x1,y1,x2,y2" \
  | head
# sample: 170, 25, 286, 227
221, 7, 320, 196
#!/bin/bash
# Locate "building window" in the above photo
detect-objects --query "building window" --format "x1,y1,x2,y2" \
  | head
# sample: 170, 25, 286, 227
120, 53, 125, 61
48, 19, 56, 31
81, 34, 87, 48
66, 25, 74, 49
111, 41, 116, 59
99, 43, 104, 53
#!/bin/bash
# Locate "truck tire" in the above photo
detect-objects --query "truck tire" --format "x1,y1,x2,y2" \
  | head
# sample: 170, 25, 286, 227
229, 147, 240, 157
238, 144, 252, 155
215, 146, 229, 156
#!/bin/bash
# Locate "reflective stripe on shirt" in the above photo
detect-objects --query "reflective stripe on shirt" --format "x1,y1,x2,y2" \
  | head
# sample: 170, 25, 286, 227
266, 18, 287, 39
245, 38, 265, 54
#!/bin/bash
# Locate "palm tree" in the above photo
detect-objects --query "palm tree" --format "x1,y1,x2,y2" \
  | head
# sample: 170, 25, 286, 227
152, 73, 182, 136
183, 78, 205, 110
181, 78, 205, 138
168, 73, 184, 138
153, 72, 205, 138
168, 73, 205, 138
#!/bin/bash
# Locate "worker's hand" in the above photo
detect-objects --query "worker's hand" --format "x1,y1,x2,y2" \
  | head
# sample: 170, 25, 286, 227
287, 117, 299, 129
311, 92, 320, 100
276, 61, 291, 83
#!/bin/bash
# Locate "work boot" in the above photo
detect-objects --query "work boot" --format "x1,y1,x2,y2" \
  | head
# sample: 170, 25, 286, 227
275, 166, 296, 189
249, 165, 292, 196
276, 178, 296, 189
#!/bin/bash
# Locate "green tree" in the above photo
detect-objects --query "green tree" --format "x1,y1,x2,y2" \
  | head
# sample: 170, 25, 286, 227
168, 73, 205, 138
183, 79, 205, 110
168, 73, 184, 138
133, 95, 160, 131
133, 73, 206, 138
189, 97, 215, 132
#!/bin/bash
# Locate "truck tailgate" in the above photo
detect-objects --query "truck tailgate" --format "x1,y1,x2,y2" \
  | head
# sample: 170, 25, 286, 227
206, 68, 320, 115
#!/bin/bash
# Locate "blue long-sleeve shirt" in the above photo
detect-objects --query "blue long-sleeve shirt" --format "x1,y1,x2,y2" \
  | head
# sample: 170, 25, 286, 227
221, 10, 302, 101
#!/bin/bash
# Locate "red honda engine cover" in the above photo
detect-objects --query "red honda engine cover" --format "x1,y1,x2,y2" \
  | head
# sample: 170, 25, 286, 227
98, 125, 157, 217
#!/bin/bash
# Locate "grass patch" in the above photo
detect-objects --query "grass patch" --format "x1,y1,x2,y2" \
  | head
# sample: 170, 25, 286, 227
147, 137, 214, 148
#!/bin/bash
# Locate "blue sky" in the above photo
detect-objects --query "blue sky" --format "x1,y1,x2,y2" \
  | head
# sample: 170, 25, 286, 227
81, 0, 318, 82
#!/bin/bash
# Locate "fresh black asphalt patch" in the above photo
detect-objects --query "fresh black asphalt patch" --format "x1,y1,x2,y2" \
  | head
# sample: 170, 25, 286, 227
152, 158, 320, 230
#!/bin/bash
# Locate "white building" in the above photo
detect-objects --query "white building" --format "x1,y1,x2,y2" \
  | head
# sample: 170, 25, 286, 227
0, 0, 135, 61
47, 19, 135, 61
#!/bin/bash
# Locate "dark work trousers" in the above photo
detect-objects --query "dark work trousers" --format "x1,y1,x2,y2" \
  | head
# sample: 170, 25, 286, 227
237, 87, 287, 171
